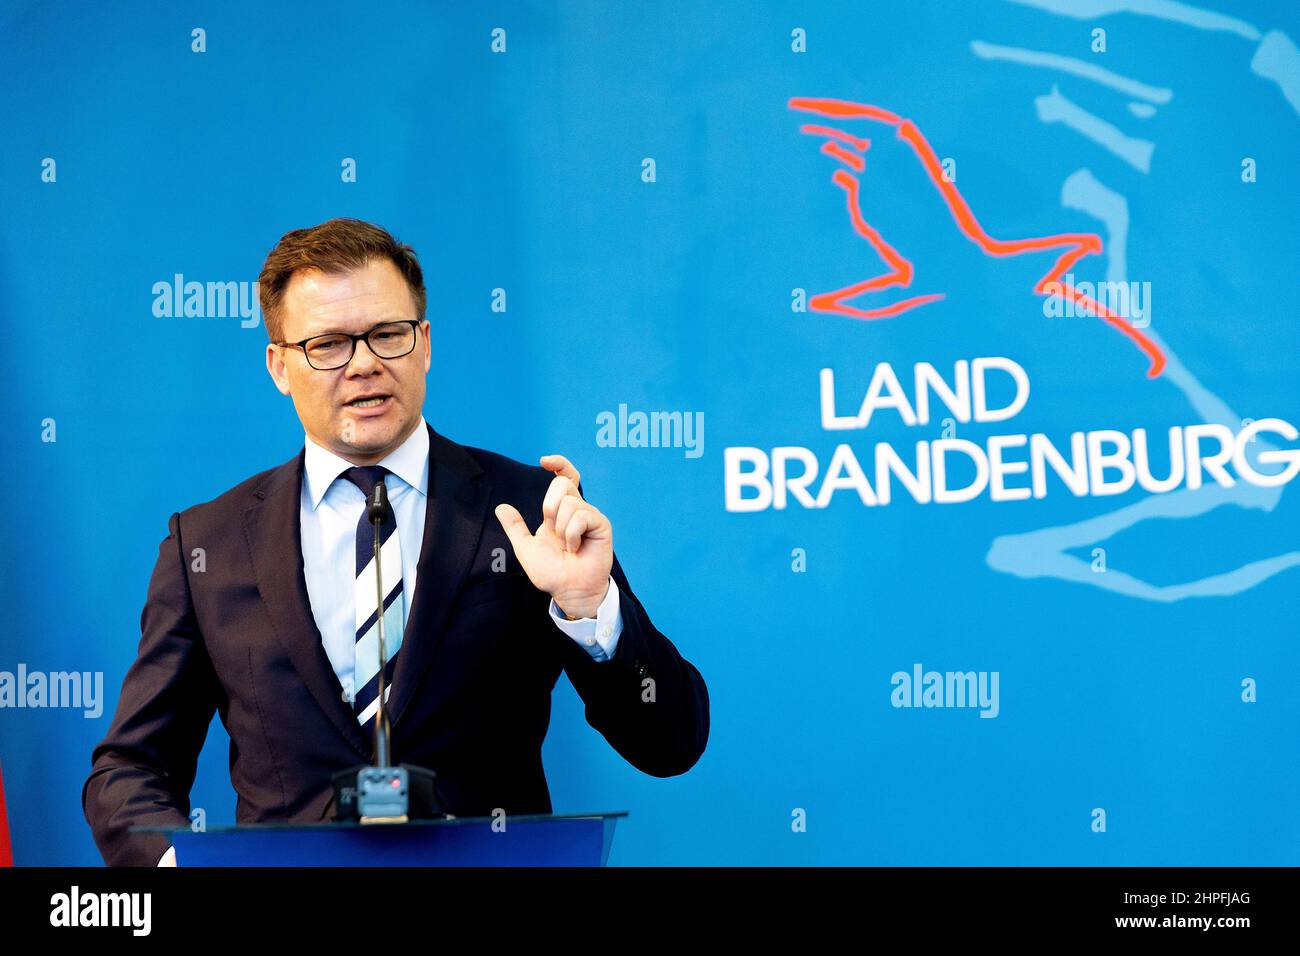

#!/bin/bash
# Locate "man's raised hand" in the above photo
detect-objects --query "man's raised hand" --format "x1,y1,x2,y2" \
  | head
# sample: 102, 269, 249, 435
494, 454, 613, 619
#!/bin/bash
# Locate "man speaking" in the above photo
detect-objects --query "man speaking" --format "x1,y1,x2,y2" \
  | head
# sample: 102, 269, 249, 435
82, 218, 710, 866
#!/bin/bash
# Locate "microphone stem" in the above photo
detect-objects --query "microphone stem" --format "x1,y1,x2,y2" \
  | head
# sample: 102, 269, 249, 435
372, 507, 391, 768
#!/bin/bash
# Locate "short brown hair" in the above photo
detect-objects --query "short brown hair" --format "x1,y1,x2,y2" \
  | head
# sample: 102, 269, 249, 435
258, 217, 427, 342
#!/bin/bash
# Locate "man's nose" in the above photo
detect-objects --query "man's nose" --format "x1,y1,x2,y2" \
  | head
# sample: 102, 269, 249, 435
344, 337, 384, 374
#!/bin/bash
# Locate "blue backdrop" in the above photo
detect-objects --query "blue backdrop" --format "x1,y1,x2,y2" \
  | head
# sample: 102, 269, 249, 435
2, 0, 1297, 865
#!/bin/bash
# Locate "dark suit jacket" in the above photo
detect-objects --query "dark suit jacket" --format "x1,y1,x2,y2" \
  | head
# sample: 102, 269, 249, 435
83, 422, 709, 866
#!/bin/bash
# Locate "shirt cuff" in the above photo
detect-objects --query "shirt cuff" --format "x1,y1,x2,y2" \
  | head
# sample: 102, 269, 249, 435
158, 845, 176, 866
549, 576, 623, 661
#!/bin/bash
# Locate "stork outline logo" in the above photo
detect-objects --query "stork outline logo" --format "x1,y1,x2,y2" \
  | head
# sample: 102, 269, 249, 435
789, 96, 1168, 379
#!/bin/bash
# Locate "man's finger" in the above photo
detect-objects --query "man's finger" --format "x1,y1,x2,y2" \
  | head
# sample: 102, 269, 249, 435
540, 454, 581, 487
553, 494, 586, 543
542, 474, 578, 527
494, 503, 533, 553
562, 508, 594, 553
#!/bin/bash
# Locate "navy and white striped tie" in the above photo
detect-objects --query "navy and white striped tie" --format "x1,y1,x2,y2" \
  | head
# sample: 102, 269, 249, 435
342, 465, 404, 732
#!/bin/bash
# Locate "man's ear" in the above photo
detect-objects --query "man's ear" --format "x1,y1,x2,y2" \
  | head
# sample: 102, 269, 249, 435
266, 344, 292, 396
421, 320, 431, 373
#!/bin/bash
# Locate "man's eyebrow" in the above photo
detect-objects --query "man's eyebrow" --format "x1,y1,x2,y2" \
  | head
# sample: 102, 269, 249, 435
306, 316, 411, 336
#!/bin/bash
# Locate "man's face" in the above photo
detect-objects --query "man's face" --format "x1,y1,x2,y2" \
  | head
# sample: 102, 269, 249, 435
265, 257, 431, 465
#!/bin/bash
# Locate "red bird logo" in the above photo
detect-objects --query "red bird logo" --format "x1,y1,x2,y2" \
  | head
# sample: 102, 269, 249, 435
790, 96, 1167, 378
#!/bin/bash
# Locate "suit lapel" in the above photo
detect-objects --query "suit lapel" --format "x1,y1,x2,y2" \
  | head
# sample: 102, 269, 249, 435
389, 423, 490, 731
243, 450, 372, 760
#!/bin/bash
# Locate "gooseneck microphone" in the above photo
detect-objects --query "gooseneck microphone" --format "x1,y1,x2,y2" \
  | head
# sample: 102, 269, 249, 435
369, 480, 393, 769
327, 475, 448, 825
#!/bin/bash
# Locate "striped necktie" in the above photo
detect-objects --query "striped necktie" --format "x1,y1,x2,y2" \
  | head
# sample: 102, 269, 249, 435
341, 465, 405, 733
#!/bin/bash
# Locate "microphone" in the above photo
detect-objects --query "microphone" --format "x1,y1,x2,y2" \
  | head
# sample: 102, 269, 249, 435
368, 479, 393, 770
328, 475, 447, 825
368, 480, 390, 525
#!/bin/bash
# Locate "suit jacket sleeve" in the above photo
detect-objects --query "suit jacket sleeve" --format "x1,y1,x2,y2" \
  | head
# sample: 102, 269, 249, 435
550, 541, 709, 778
82, 511, 221, 866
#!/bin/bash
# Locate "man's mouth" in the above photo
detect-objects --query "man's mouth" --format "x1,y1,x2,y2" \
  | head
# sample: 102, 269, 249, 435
345, 394, 390, 409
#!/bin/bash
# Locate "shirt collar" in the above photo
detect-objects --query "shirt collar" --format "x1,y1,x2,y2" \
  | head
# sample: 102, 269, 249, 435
303, 417, 430, 510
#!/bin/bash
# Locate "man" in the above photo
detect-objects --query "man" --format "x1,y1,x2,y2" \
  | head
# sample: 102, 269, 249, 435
82, 218, 710, 867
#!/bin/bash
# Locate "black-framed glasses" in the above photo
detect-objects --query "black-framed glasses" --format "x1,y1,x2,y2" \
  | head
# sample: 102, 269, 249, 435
275, 320, 422, 370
